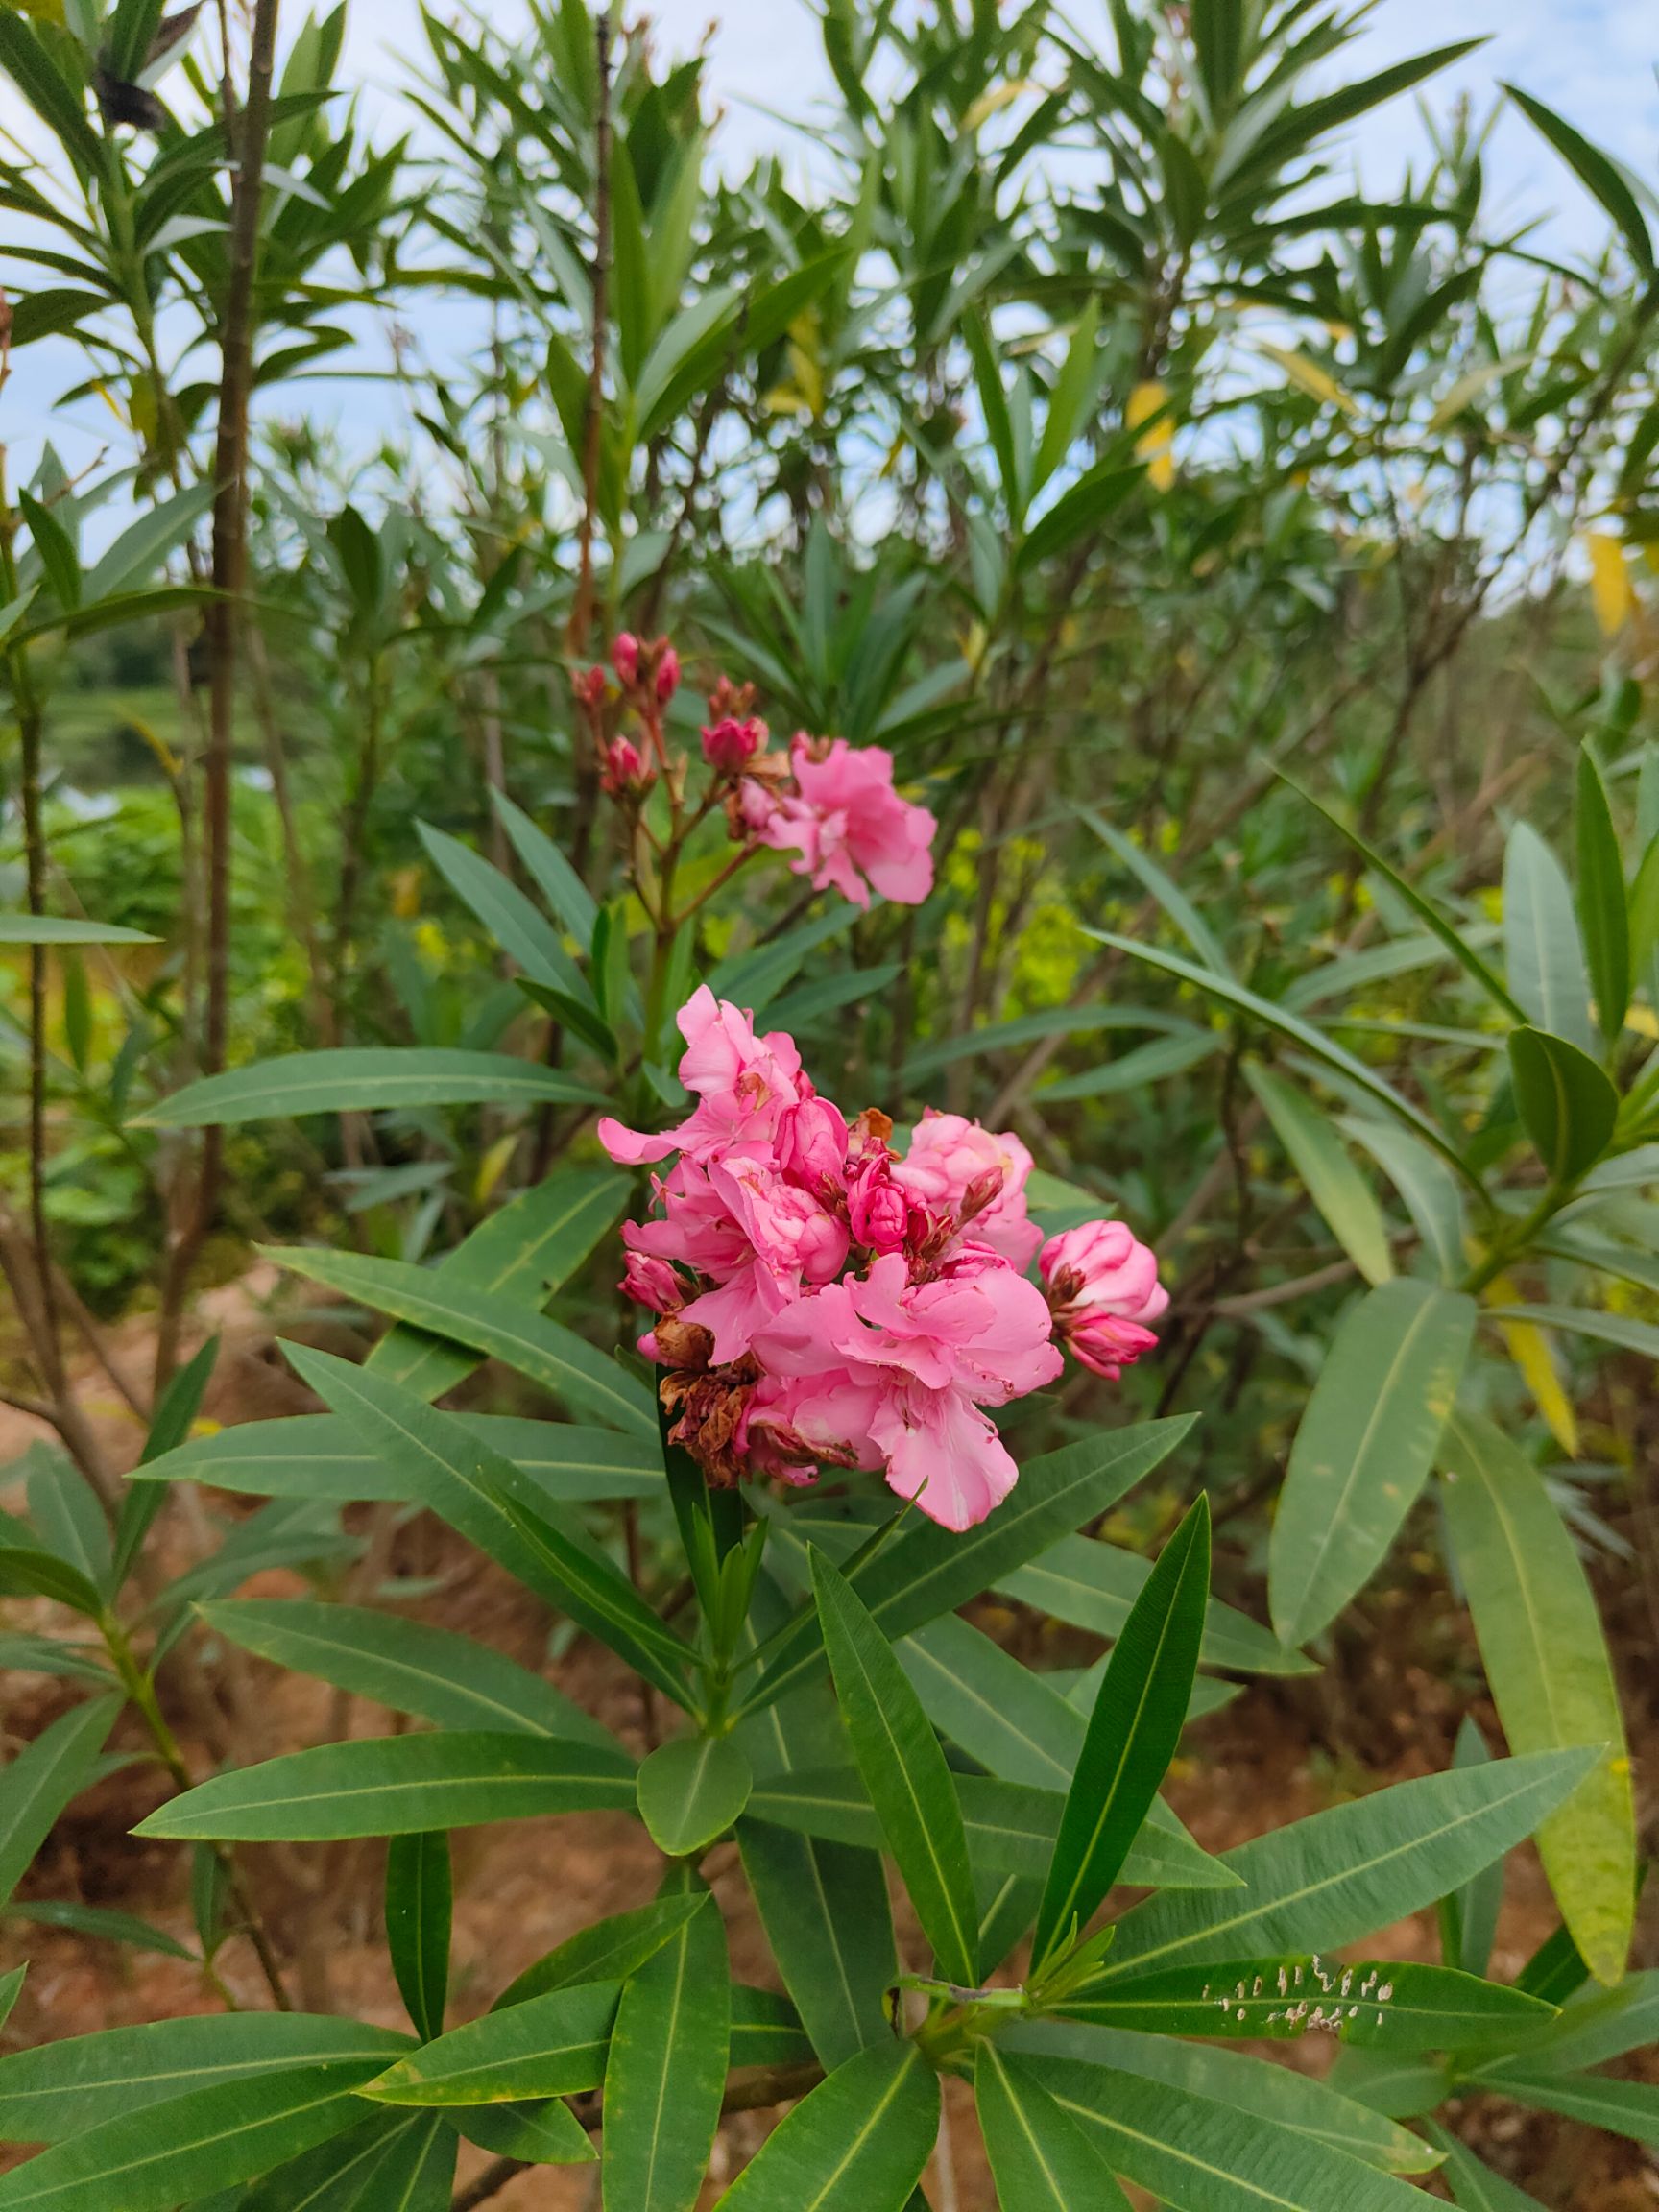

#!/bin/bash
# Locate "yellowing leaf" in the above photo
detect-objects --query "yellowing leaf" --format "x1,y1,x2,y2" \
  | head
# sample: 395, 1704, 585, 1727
391, 868, 423, 920
1127, 381, 1175, 490
1585, 533, 1636, 638
1489, 1273, 1578, 1458
962, 80, 1036, 132
1258, 344, 1358, 416
474, 1132, 518, 1208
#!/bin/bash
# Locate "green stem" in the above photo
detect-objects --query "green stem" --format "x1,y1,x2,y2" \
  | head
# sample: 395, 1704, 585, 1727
1458, 1180, 1568, 1299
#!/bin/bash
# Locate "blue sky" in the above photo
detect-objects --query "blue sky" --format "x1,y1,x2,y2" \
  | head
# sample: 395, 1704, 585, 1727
5, 0, 1657, 478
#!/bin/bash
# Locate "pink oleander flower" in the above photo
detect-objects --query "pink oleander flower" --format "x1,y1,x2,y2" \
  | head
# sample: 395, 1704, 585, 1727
702, 714, 766, 773
744, 735, 935, 909
891, 1109, 1042, 1268
750, 1250, 1062, 1531
1039, 1218, 1168, 1380
598, 986, 809, 1167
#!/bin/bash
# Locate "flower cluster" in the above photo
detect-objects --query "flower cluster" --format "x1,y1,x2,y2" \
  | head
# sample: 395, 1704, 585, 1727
599, 990, 1166, 1531
581, 637, 937, 912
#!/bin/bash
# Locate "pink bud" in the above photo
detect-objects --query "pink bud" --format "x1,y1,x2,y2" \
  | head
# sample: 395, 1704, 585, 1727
612, 633, 641, 685
601, 735, 649, 797
574, 665, 607, 710
701, 714, 766, 773
655, 643, 681, 703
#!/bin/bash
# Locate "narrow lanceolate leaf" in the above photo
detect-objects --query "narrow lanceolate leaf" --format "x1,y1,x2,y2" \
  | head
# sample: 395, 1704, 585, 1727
1576, 748, 1631, 1046
364, 1980, 620, 2105
371, 1168, 628, 1399
138, 1048, 607, 1127
199, 1599, 614, 1750
636, 1735, 753, 1858
1100, 1748, 1597, 1981
327, 2111, 455, 2208
417, 821, 589, 999
1440, 1718, 1503, 1980
0, 2016, 413, 2144
1246, 1064, 1394, 1285
743, 1420, 1195, 1715
1473, 2069, 1659, 2145
447, 2095, 594, 2165
1270, 1279, 1474, 1648
1038, 2058, 1431, 2211
0, 915, 155, 946
0, 1699, 120, 1912
737, 1821, 895, 2069
386, 1833, 451, 2042
0, 1972, 23, 2036
997, 1532, 1307, 1676
1064, 1955, 1553, 2053
1438, 1413, 1635, 1985
810, 1551, 979, 1988
274, 1251, 655, 1436
1476, 1967, 1659, 2078
494, 1897, 706, 2011
136, 1413, 661, 1507
132, 1731, 636, 1842
1009, 2021, 1437, 2175
602, 1885, 729, 2212
0, 2063, 393, 2211
279, 1347, 692, 1711
729, 1985, 815, 2069
1421, 2122, 1549, 2210
712, 2042, 939, 2212
974, 2044, 1132, 2211
1033, 1496, 1210, 1972
235, 2111, 414, 2211
1340, 1117, 1467, 1286
1505, 1027, 1619, 1187
1503, 824, 1597, 1058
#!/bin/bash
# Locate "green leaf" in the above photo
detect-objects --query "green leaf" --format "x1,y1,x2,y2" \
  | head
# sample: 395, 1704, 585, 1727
198, 1599, 614, 1750
1086, 811, 1229, 974
116, 1334, 219, 1585
364, 1980, 619, 2105
1245, 1064, 1394, 1284
0, 1546, 106, 1619
26, 1452, 111, 1599
711, 2042, 938, 2211
0, 916, 155, 946
0, 2065, 403, 2208
1484, 1303, 1659, 1360
744, 1419, 1195, 1714
1475, 1969, 1659, 2078
974, 2044, 1132, 2211
810, 1551, 979, 1988
636, 1736, 753, 1858
602, 1882, 729, 2212
0, 1972, 21, 2037
0, 1635, 108, 1686
729, 1984, 815, 2069
1099, 1747, 1598, 1980
1503, 825, 1597, 1058
1472, 2068, 1659, 2145
494, 1896, 706, 2011
1017, 461, 1142, 571
234, 2111, 417, 2212
1439, 1717, 1503, 1979
1063, 1955, 1553, 2051
277, 1349, 689, 1708
1576, 749, 1631, 1046
446, 2096, 594, 2165
1421, 2123, 1549, 2211
272, 1250, 655, 1436
1503, 85, 1655, 275
82, 481, 213, 604
1505, 1027, 1619, 1185
1280, 777, 1525, 1021
0, 1699, 119, 1913
1269, 1280, 1475, 1647
736, 1821, 894, 2070
132, 1731, 637, 1842
135, 1413, 660, 1505
3, 1902, 194, 1960
747, 1767, 1232, 1891
491, 792, 598, 943
1438, 1413, 1635, 1984
416, 821, 589, 1000
1032, 2057, 1431, 2211
368, 1165, 629, 1401
137, 1049, 607, 1128
1339, 1118, 1467, 1286
1009, 2021, 1437, 2174
1033, 1496, 1210, 1972
998, 1533, 1310, 1677
386, 1833, 451, 2041
1085, 932, 1472, 1175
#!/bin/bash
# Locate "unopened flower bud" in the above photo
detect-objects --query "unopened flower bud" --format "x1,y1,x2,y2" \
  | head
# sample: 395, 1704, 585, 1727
574, 665, 607, 710
655, 643, 681, 703
601, 735, 650, 797
701, 714, 766, 773
611, 632, 641, 685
